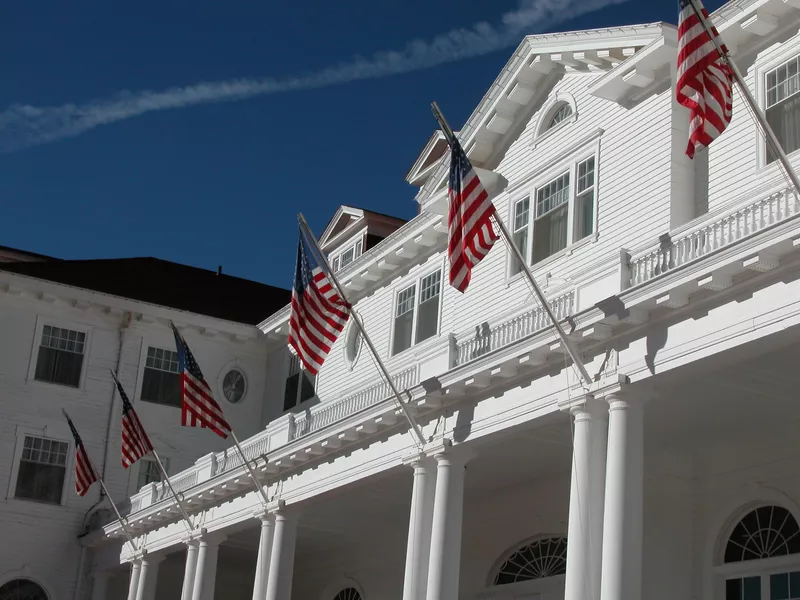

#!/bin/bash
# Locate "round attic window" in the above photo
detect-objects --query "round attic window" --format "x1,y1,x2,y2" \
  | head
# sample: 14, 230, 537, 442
222, 368, 246, 404
344, 323, 363, 369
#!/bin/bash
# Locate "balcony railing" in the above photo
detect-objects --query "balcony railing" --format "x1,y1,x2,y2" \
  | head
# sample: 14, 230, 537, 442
291, 365, 419, 440
454, 290, 575, 366
629, 186, 798, 287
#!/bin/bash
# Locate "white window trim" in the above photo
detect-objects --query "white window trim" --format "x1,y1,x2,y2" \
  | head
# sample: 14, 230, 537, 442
388, 260, 445, 358
283, 352, 317, 412
216, 359, 249, 406
136, 338, 180, 407
331, 232, 366, 273
342, 320, 364, 371
6, 425, 74, 507
134, 456, 167, 495
505, 141, 601, 284
532, 92, 579, 149
26, 315, 93, 392
754, 36, 800, 170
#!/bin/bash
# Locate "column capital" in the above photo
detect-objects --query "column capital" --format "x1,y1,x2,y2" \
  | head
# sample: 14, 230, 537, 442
402, 452, 436, 470
252, 507, 273, 522
426, 439, 476, 465
558, 393, 607, 418
141, 552, 167, 565
592, 375, 650, 407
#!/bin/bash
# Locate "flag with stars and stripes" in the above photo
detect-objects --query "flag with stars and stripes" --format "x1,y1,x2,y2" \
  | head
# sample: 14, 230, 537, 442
288, 232, 350, 375
170, 323, 231, 439
111, 370, 154, 468
64, 412, 98, 497
447, 136, 499, 293
676, 0, 734, 158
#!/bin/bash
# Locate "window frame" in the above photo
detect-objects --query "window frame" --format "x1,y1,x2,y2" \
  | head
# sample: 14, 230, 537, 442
506, 149, 599, 278
388, 263, 445, 358
27, 316, 92, 391
532, 92, 579, 149
139, 344, 182, 408
136, 456, 167, 492
283, 353, 316, 412
755, 44, 800, 170
6, 426, 73, 507
331, 234, 366, 273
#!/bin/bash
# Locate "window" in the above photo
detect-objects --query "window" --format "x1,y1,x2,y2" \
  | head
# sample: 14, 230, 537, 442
493, 537, 568, 585
34, 325, 85, 387
766, 55, 800, 164
547, 103, 573, 130
332, 238, 365, 273
222, 369, 247, 404
137, 457, 166, 490
141, 347, 181, 407
0, 579, 49, 600
344, 324, 363, 368
15, 435, 68, 504
391, 270, 442, 356
721, 506, 800, 600
332, 589, 362, 600
284, 354, 315, 411
512, 155, 597, 269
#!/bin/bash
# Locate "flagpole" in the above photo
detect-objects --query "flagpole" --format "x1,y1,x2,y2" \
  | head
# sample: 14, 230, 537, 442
430, 101, 594, 389
228, 431, 271, 507
297, 213, 427, 448
687, 0, 800, 199
62, 409, 139, 555
149, 447, 196, 533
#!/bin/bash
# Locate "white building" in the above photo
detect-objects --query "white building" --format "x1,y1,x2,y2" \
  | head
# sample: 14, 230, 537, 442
0, 255, 290, 600
19, 0, 800, 599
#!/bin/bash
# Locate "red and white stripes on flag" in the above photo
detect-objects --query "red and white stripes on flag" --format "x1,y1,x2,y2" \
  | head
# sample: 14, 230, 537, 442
65, 413, 99, 497
288, 235, 349, 375
447, 137, 499, 293
111, 371, 154, 468
677, 0, 734, 158
171, 323, 232, 439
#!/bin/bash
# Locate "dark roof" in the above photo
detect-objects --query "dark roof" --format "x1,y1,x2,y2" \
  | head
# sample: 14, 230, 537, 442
0, 244, 59, 262
0, 257, 290, 326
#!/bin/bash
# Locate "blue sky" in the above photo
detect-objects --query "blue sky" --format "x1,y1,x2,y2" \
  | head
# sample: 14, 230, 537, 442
2, 0, 725, 288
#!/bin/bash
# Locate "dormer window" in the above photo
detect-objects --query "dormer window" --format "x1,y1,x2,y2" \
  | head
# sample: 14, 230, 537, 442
547, 103, 573, 130
331, 238, 364, 273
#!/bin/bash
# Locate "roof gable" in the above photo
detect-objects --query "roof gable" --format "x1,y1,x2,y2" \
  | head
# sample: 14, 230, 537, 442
319, 206, 366, 251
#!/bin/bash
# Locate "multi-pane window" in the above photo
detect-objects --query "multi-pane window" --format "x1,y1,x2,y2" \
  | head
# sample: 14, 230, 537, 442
141, 347, 181, 407
15, 435, 68, 504
332, 238, 365, 273
512, 156, 597, 270
284, 354, 315, 411
34, 325, 86, 387
137, 457, 166, 490
392, 270, 442, 355
546, 103, 573, 130
766, 55, 800, 164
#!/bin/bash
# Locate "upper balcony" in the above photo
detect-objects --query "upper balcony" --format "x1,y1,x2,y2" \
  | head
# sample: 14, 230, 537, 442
99, 181, 800, 546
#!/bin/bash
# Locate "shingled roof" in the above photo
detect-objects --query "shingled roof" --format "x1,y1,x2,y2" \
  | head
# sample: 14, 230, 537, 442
0, 257, 290, 326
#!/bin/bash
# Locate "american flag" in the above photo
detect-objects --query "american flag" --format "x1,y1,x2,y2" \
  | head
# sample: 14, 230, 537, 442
170, 323, 231, 439
676, 0, 734, 158
288, 234, 349, 375
447, 136, 499, 293
111, 371, 154, 468
64, 412, 98, 497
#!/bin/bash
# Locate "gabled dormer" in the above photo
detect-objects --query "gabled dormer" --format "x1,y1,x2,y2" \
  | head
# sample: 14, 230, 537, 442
405, 130, 452, 188
319, 206, 407, 274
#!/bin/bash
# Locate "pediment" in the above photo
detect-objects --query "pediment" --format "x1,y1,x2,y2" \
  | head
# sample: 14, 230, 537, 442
319, 206, 366, 251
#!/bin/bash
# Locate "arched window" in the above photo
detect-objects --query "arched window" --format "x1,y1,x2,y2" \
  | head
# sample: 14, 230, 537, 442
344, 322, 363, 369
0, 579, 49, 600
332, 588, 362, 600
493, 537, 568, 585
719, 506, 800, 600
546, 103, 573, 131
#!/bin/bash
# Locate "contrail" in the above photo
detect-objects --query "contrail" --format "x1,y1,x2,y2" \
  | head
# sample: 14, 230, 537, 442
1, 0, 630, 152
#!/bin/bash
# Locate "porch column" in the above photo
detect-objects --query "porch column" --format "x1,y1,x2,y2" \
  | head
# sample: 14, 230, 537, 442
252, 511, 275, 600
126, 560, 142, 600
90, 571, 111, 600
135, 554, 165, 600
599, 387, 645, 600
562, 397, 608, 600
192, 532, 227, 600
425, 442, 473, 600
265, 502, 299, 600
402, 455, 436, 600
180, 540, 200, 600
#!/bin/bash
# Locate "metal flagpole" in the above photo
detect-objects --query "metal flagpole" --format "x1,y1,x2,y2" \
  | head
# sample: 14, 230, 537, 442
228, 431, 271, 507
430, 101, 594, 389
687, 0, 800, 198
148, 447, 196, 533
62, 409, 139, 554
297, 213, 427, 448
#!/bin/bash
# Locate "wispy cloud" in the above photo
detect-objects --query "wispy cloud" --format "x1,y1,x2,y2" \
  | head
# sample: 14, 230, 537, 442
1, 0, 630, 152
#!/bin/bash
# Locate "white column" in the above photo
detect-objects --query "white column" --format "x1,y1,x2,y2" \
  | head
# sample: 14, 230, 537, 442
252, 512, 274, 600
135, 554, 165, 600
564, 399, 608, 600
402, 455, 436, 600
600, 392, 645, 600
126, 560, 142, 600
192, 533, 226, 600
181, 540, 200, 600
91, 571, 111, 600
265, 504, 298, 600
425, 444, 472, 600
